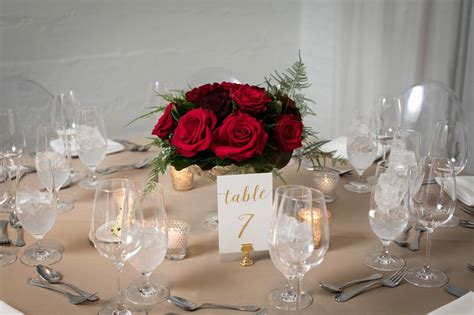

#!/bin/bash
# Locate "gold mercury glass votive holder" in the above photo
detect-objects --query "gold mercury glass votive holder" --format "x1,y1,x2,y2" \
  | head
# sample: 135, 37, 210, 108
299, 208, 331, 248
166, 219, 190, 260
313, 169, 339, 203
170, 166, 194, 191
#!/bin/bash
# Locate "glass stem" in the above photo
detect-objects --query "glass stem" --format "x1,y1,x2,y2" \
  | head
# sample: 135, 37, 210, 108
382, 146, 387, 161
139, 272, 152, 292
116, 265, 125, 311
422, 230, 433, 274
89, 167, 97, 184
380, 244, 390, 259
295, 275, 302, 310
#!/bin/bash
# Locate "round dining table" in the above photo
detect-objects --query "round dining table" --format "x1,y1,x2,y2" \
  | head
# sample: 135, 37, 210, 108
1, 147, 473, 314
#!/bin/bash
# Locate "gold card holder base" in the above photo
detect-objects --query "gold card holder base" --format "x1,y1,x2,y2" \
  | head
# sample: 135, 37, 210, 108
240, 243, 254, 266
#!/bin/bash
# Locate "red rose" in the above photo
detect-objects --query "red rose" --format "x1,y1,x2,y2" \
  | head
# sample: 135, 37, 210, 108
185, 83, 232, 121
185, 83, 216, 103
273, 114, 303, 152
211, 111, 268, 162
171, 108, 217, 157
151, 103, 176, 140
232, 84, 271, 115
220, 82, 241, 94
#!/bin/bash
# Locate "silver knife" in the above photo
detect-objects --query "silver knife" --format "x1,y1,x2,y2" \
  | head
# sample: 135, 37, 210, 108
444, 284, 470, 298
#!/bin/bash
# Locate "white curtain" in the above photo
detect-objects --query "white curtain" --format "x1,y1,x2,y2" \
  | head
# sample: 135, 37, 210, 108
303, 0, 473, 172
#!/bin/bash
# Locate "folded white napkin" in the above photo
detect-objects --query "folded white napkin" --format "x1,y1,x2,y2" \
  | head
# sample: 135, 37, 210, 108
320, 137, 384, 160
428, 292, 473, 314
50, 138, 124, 157
438, 176, 474, 207
0, 301, 24, 315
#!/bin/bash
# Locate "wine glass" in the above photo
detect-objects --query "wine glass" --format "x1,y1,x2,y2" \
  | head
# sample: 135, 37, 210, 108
125, 183, 169, 305
15, 157, 61, 266
0, 154, 17, 266
90, 179, 145, 315
267, 185, 307, 309
405, 156, 456, 288
36, 123, 74, 213
51, 91, 82, 179
0, 109, 26, 212
365, 160, 410, 271
76, 106, 107, 190
374, 97, 401, 161
429, 120, 468, 227
345, 113, 378, 193
268, 186, 329, 310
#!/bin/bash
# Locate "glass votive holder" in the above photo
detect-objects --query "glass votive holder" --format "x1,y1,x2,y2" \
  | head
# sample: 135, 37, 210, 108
170, 166, 193, 191
166, 219, 190, 260
313, 169, 339, 203
298, 208, 332, 248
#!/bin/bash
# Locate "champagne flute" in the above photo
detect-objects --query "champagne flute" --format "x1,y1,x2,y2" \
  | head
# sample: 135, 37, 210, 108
125, 183, 169, 305
76, 106, 107, 190
405, 156, 456, 287
267, 185, 307, 309
268, 186, 329, 310
0, 109, 26, 212
374, 97, 401, 161
345, 113, 378, 193
36, 123, 74, 213
90, 179, 145, 315
16, 157, 61, 266
365, 160, 410, 270
429, 120, 467, 227
0, 154, 17, 266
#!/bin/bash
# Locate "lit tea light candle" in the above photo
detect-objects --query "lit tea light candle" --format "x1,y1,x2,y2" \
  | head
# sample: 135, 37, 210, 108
313, 170, 339, 203
166, 219, 190, 260
298, 208, 331, 248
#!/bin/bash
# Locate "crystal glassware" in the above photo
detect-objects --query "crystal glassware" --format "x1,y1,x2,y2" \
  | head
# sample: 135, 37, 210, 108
374, 97, 401, 161
0, 154, 17, 266
365, 160, 410, 271
16, 157, 61, 266
0, 109, 26, 212
76, 106, 107, 190
268, 186, 329, 311
345, 113, 378, 193
405, 156, 456, 288
429, 120, 467, 227
313, 169, 339, 203
36, 123, 74, 213
126, 183, 169, 305
90, 179, 145, 315
165, 219, 190, 260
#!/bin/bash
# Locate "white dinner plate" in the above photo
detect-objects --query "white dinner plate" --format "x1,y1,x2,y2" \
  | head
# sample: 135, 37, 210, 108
50, 138, 124, 157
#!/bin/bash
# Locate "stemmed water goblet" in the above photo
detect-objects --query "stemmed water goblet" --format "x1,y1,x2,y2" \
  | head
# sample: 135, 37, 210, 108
365, 160, 410, 271
0, 154, 17, 266
404, 156, 456, 287
76, 106, 107, 190
345, 113, 378, 193
429, 120, 467, 227
125, 183, 169, 305
268, 186, 329, 310
15, 157, 62, 266
90, 179, 145, 315
374, 97, 401, 161
36, 123, 74, 213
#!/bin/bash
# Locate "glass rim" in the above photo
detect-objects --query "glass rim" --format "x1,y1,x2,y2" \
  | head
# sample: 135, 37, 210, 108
96, 178, 136, 193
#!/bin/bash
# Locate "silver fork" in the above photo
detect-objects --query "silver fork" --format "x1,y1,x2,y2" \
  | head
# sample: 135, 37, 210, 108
0, 220, 11, 245
459, 205, 474, 216
335, 267, 407, 302
27, 278, 94, 305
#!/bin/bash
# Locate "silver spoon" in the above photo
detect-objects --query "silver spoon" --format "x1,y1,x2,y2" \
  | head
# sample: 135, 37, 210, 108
8, 211, 25, 247
36, 265, 99, 302
394, 225, 412, 247
319, 273, 383, 293
167, 295, 260, 312
27, 278, 91, 305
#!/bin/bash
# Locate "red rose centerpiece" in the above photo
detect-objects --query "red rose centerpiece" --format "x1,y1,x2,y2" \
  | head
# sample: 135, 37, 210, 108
139, 56, 344, 191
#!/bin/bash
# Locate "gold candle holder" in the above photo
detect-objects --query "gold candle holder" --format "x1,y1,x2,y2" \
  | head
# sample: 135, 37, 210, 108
298, 208, 331, 248
170, 166, 194, 191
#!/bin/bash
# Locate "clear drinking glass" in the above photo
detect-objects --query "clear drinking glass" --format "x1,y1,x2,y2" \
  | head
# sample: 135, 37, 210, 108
345, 113, 378, 193
268, 186, 329, 311
126, 184, 169, 305
16, 157, 61, 266
0, 109, 26, 212
365, 161, 410, 271
52, 91, 82, 179
76, 106, 107, 189
0, 154, 17, 266
36, 123, 74, 213
405, 157, 456, 288
374, 97, 401, 161
429, 120, 467, 227
90, 179, 145, 315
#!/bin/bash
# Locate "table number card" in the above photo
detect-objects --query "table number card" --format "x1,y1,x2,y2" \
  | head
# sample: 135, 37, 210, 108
217, 173, 273, 254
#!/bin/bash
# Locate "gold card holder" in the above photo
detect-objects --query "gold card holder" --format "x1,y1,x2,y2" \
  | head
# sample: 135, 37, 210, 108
240, 243, 254, 266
